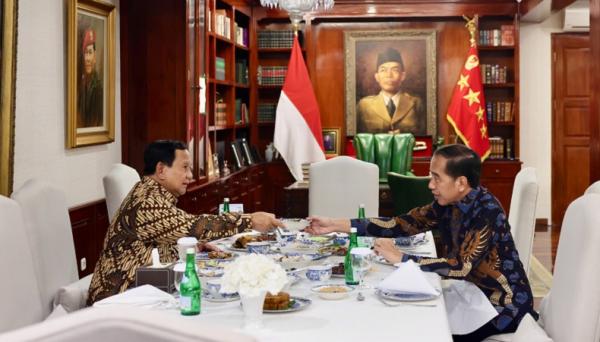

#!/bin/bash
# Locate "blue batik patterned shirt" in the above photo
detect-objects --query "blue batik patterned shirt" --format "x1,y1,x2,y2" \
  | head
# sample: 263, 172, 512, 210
351, 186, 537, 331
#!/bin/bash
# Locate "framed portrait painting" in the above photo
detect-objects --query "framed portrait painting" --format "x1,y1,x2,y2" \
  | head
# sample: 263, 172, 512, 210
67, 0, 115, 148
322, 128, 341, 157
344, 30, 437, 138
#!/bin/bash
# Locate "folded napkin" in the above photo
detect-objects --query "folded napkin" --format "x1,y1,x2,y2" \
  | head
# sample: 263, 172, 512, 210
443, 279, 498, 335
376, 260, 439, 296
93, 285, 178, 310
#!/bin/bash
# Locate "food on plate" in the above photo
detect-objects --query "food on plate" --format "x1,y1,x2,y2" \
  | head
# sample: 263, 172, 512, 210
319, 245, 348, 256
318, 286, 349, 293
331, 262, 345, 275
233, 234, 275, 248
208, 251, 233, 259
263, 291, 291, 310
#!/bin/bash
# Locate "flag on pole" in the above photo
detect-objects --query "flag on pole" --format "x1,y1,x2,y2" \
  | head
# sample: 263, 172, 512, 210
446, 17, 491, 160
274, 36, 325, 181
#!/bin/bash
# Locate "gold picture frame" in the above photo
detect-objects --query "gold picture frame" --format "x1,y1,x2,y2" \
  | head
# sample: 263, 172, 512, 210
0, 0, 18, 196
322, 128, 341, 157
67, 0, 115, 148
344, 30, 437, 138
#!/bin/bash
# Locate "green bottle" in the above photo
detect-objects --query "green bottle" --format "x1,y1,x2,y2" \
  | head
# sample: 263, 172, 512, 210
222, 197, 230, 213
358, 203, 366, 219
345, 227, 359, 285
179, 248, 201, 315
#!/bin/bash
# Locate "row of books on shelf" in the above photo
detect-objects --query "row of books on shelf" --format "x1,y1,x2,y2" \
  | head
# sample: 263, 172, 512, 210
215, 57, 226, 80
208, 10, 232, 40
488, 137, 514, 159
258, 102, 277, 122
213, 100, 249, 126
486, 101, 514, 123
257, 66, 287, 86
479, 25, 515, 47
235, 60, 248, 84
257, 30, 295, 49
481, 64, 508, 84
234, 24, 249, 47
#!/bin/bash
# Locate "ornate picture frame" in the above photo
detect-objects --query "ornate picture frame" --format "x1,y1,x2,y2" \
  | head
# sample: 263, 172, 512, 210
0, 0, 18, 195
67, 0, 116, 148
344, 30, 437, 137
322, 128, 341, 157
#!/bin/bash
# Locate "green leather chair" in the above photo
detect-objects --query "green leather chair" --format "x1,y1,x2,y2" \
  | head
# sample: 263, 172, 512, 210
387, 171, 434, 215
353, 133, 415, 182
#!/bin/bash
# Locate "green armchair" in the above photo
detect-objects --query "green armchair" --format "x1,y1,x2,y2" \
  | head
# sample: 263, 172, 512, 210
353, 133, 416, 182
387, 172, 434, 215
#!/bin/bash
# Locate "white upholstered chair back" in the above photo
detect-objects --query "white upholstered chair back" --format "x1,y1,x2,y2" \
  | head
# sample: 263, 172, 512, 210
538, 193, 600, 342
103, 163, 140, 222
0, 307, 257, 341
584, 180, 600, 195
309, 156, 379, 218
0, 196, 45, 333
11, 179, 79, 318
507, 167, 539, 275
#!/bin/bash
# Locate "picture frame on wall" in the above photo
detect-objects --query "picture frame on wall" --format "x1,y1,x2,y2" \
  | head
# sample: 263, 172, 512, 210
67, 0, 116, 148
344, 30, 437, 137
322, 128, 341, 157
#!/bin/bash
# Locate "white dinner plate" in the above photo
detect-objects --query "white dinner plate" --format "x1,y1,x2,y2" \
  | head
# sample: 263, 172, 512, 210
202, 291, 240, 302
263, 296, 311, 313
375, 288, 440, 302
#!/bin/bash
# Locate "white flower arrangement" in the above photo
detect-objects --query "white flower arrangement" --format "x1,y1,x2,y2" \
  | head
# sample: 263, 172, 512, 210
220, 254, 288, 297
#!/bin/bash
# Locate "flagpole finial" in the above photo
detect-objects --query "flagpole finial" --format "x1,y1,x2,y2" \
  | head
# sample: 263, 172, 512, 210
463, 15, 479, 46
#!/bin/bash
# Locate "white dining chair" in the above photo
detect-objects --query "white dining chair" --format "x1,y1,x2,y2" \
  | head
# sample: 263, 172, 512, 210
103, 163, 141, 222
485, 193, 600, 342
0, 307, 257, 341
11, 179, 91, 316
507, 167, 539, 275
0, 195, 45, 333
309, 156, 379, 218
584, 180, 600, 195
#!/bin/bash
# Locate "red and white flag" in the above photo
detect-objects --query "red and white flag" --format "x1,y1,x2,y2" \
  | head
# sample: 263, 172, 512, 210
274, 36, 325, 181
447, 41, 491, 160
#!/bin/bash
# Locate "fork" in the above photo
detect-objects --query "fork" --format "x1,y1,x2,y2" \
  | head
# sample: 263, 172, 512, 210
376, 295, 437, 308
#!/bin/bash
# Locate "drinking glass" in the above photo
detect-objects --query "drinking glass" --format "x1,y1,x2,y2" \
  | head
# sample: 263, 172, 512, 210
173, 262, 185, 296
350, 247, 372, 290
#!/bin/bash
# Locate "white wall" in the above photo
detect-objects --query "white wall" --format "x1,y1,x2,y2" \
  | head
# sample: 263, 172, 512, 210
14, 0, 121, 207
519, 12, 563, 224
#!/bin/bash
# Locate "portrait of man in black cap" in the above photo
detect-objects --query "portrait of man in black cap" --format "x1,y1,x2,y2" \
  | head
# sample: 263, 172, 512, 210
356, 47, 425, 134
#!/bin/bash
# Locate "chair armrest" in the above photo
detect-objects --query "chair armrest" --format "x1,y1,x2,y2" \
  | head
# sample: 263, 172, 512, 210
53, 274, 92, 312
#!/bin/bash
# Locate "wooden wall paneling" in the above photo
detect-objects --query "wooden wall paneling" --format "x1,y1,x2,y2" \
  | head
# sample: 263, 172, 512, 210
591, 0, 600, 182
69, 200, 109, 279
551, 0, 577, 12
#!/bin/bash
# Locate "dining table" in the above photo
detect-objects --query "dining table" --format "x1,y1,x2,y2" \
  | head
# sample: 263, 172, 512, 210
168, 231, 453, 342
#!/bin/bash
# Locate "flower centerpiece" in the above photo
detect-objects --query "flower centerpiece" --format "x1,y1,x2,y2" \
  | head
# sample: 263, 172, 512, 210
220, 254, 288, 329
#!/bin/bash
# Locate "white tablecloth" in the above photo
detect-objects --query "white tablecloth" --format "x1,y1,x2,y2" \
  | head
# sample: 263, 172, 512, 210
176, 231, 453, 342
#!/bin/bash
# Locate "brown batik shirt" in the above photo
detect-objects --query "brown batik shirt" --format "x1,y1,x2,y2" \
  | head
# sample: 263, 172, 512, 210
87, 176, 251, 305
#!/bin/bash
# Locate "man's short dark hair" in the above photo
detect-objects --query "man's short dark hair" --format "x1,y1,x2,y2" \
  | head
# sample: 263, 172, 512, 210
143, 140, 188, 175
433, 144, 481, 188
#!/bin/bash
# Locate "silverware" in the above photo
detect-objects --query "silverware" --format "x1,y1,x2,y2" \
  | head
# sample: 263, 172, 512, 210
376, 295, 437, 307
357, 292, 365, 301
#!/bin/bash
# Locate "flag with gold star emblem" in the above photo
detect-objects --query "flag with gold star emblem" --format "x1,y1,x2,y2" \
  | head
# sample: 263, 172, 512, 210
446, 19, 491, 160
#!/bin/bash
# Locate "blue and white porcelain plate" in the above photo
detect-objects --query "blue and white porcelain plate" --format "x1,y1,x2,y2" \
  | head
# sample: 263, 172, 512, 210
263, 296, 312, 313
202, 291, 240, 302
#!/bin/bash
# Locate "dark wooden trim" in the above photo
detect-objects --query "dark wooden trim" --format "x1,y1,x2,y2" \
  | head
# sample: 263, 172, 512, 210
535, 218, 549, 232
591, 0, 600, 182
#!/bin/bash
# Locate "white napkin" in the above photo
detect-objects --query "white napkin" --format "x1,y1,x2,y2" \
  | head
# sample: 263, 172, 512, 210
93, 285, 178, 310
376, 260, 439, 296
442, 279, 499, 335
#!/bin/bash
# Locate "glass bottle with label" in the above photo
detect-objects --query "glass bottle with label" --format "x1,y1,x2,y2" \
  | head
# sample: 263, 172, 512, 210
179, 248, 201, 315
345, 227, 359, 285
222, 197, 230, 213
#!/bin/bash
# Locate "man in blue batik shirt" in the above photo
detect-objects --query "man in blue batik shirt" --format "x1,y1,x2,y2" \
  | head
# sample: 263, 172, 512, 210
307, 144, 537, 341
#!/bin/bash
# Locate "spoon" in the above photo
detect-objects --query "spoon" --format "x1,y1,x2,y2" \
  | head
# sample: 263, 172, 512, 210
357, 292, 365, 301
